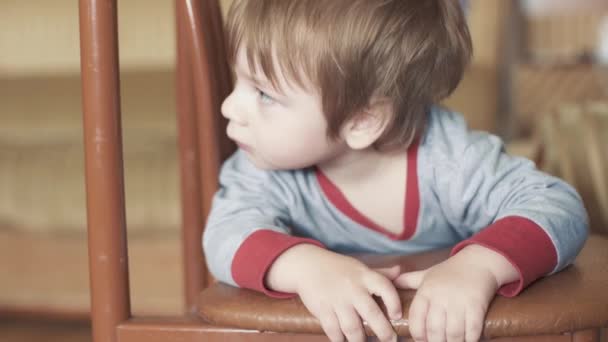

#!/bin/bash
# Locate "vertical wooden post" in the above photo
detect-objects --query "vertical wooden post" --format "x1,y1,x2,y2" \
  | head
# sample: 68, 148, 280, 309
183, 0, 223, 229
78, 0, 130, 340
176, 0, 207, 313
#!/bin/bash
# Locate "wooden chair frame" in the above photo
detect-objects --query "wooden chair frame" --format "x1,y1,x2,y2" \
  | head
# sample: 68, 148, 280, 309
79, 0, 608, 341
79, 0, 244, 340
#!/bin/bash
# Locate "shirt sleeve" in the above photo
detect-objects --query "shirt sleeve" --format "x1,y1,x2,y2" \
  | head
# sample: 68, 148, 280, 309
436, 119, 589, 297
203, 150, 323, 298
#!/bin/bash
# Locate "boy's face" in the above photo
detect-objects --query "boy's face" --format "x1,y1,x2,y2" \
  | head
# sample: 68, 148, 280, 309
221, 48, 346, 170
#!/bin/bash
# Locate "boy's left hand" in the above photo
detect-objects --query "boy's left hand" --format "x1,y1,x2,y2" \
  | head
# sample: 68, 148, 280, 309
393, 245, 517, 342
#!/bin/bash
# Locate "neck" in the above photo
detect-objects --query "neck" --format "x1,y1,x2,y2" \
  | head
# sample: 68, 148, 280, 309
317, 146, 406, 186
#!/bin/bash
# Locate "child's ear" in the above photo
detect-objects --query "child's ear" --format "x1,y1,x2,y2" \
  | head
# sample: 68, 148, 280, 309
342, 98, 392, 150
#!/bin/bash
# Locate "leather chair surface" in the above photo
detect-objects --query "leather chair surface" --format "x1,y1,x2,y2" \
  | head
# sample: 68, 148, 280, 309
199, 235, 608, 338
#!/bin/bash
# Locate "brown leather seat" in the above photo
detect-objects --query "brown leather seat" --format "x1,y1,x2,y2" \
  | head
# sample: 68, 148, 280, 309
199, 234, 608, 339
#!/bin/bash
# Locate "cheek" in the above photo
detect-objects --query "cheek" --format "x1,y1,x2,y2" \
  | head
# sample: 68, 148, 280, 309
270, 120, 322, 147
265, 127, 331, 164
251, 107, 332, 167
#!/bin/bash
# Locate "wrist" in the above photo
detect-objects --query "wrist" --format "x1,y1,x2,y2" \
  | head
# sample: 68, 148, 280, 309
264, 243, 325, 293
455, 244, 519, 287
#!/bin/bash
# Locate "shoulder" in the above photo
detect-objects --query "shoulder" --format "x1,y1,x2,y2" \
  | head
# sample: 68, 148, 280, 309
220, 150, 313, 195
422, 106, 505, 167
220, 150, 270, 185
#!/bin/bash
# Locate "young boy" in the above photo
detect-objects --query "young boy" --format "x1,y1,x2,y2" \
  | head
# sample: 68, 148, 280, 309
203, 1, 589, 341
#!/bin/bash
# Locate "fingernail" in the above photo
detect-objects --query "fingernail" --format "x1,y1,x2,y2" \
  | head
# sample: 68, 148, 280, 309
392, 311, 402, 320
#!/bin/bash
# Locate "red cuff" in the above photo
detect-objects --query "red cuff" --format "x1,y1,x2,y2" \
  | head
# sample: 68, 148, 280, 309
450, 216, 557, 297
231, 229, 325, 298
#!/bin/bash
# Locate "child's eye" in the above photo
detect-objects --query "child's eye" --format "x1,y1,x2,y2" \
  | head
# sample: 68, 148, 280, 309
257, 89, 275, 105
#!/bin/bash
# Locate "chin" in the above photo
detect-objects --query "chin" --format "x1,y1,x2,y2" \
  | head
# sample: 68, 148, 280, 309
249, 155, 310, 171
244, 148, 320, 170
244, 154, 278, 170
250, 161, 276, 171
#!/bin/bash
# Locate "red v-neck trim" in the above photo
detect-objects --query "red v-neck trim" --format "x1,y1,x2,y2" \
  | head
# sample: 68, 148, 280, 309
315, 140, 420, 240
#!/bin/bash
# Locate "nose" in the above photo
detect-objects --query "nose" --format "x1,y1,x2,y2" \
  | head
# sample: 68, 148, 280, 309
221, 91, 248, 126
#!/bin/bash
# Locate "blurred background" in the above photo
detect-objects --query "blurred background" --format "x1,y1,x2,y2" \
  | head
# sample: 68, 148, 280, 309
0, 0, 607, 340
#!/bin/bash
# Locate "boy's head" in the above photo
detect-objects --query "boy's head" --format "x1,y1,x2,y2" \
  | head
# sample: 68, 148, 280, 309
223, 0, 471, 167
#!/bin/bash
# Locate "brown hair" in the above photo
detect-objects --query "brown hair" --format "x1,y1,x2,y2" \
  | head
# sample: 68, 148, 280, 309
225, 0, 472, 150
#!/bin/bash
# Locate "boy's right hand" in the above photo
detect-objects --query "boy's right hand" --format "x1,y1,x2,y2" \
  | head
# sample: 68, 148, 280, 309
265, 244, 401, 342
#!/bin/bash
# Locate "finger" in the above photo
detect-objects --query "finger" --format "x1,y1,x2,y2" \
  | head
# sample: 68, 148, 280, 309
465, 307, 485, 342
318, 310, 344, 342
393, 270, 426, 290
445, 308, 465, 342
373, 264, 401, 280
365, 274, 403, 320
354, 295, 397, 342
426, 303, 447, 342
408, 294, 429, 342
336, 306, 366, 342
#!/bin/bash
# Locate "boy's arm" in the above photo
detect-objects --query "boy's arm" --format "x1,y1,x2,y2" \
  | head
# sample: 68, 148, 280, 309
266, 243, 402, 342
206, 152, 402, 341
439, 128, 589, 297
203, 151, 323, 298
